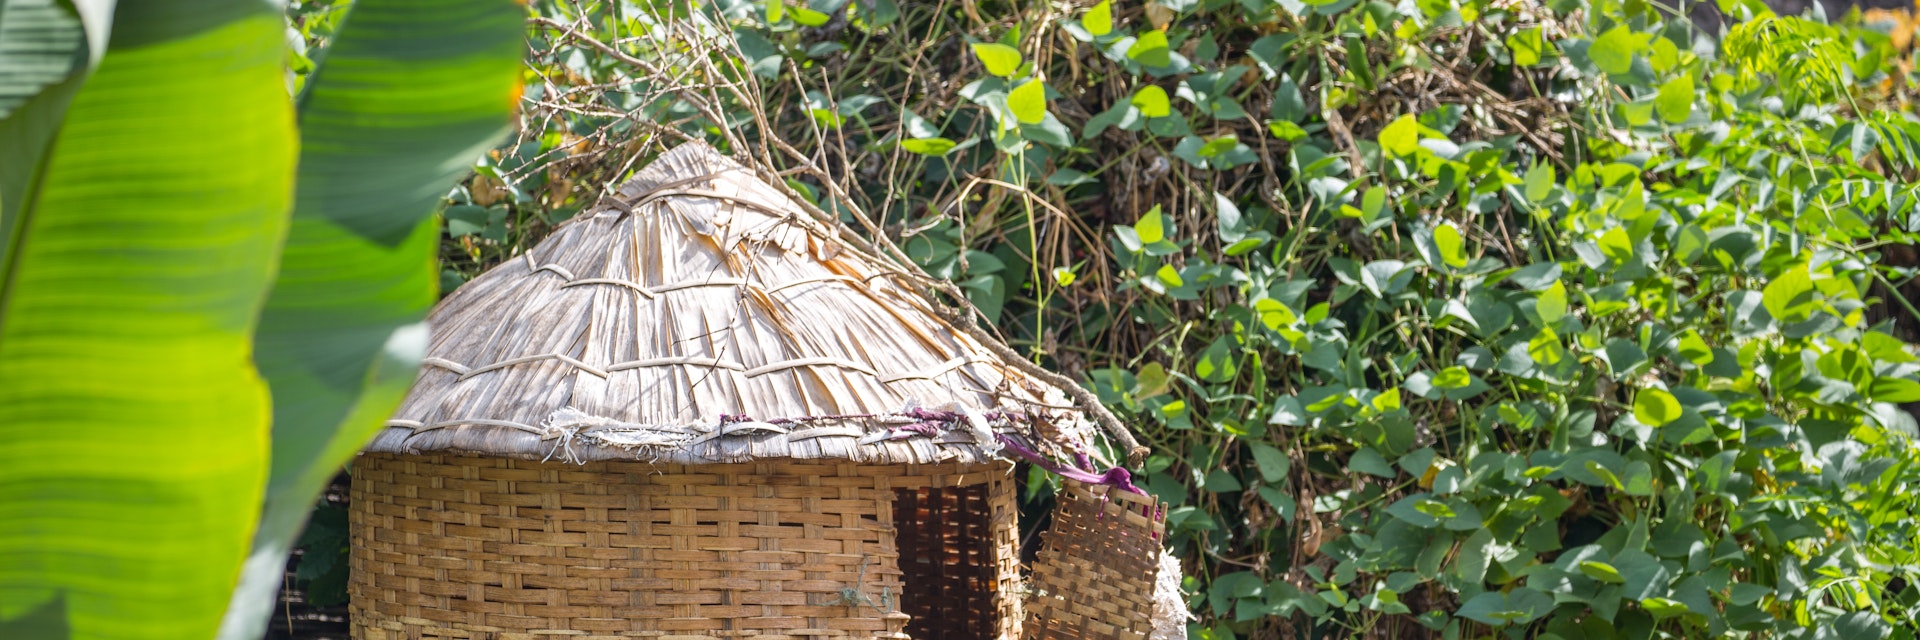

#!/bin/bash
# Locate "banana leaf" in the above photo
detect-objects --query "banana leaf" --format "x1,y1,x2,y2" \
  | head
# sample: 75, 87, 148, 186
217, 1, 525, 637
0, 3, 297, 638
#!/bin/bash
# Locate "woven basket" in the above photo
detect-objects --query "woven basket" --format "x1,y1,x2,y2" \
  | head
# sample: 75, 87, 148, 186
1022, 481, 1167, 640
349, 453, 1021, 640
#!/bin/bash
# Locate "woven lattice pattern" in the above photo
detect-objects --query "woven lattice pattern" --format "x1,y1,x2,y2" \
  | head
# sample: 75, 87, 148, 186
366, 143, 1098, 466
1024, 482, 1167, 640
893, 484, 1022, 640
350, 453, 1020, 640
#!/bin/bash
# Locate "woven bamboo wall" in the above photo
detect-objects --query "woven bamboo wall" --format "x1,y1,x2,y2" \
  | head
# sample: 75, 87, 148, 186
893, 483, 1021, 640
1023, 482, 1166, 640
350, 453, 1020, 640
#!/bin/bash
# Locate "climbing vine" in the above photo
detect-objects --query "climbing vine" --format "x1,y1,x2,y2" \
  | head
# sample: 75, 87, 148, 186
286, 0, 1920, 635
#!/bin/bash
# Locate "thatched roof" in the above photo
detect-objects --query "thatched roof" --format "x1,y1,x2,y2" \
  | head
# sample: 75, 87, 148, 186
368, 143, 1103, 466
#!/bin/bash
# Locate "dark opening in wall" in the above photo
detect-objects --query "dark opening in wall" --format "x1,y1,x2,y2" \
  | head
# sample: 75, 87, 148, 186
893, 485, 998, 640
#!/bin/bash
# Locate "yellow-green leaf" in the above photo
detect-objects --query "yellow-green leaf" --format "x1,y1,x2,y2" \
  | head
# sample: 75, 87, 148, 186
1871, 378, 1920, 403
1506, 26, 1548, 66
1763, 264, 1816, 323
1379, 114, 1421, 157
1008, 79, 1047, 124
1052, 266, 1077, 286
224, 1, 529, 636
1132, 84, 1171, 117
1, 10, 295, 639
1082, 0, 1112, 36
1656, 74, 1693, 124
791, 7, 830, 26
1433, 223, 1468, 268
900, 137, 958, 156
1127, 29, 1171, 67
1579, 561, 1626, 584
1528, 328, 1565, 365
1598, 226, 1634, 262
1372, 388, 1402, 412
1675, 330, 1713, 366
1589, 26, 1640, 75
1196, 337, 1238, 382
1256, 298, 1297, 329
1268, 119, 1307, 141
1156, 263, 1184, 287
971, 42, 1022, 77
1537, 280, 1568, 324
1523, 162, 1555, 203
1135, 362, 1171, 398
1634, 388, 1682, 426
1136, 204, 1165, 244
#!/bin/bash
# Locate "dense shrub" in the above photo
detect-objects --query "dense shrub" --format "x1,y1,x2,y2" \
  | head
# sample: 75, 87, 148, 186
366, 0, 1920, 636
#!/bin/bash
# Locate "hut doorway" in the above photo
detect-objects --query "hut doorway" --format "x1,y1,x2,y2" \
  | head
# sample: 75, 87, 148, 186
892, 483, 1010, 640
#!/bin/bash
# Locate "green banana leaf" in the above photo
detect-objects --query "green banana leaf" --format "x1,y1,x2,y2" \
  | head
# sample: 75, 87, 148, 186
0, 0, 114, 261
0, 0, 89, 118
218, 1, 526, 637
0, 5, 296, 640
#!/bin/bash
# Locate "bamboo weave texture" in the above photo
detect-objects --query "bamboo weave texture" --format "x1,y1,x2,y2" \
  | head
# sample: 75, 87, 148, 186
349, 453, 1020, 640
1022, 482, 1167, 640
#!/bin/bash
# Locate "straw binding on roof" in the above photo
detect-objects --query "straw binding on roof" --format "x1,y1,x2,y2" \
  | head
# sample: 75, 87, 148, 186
368, 143, 1103, 467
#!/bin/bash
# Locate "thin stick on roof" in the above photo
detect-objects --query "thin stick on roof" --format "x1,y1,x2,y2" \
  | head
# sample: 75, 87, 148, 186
372, 143, 1138, 468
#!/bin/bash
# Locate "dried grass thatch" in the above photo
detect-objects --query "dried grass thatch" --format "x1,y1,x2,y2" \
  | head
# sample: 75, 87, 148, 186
368, 143, 1104, 467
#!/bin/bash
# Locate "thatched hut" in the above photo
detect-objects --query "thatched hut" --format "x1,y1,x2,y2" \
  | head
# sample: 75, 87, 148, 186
349, 144, 1167, 640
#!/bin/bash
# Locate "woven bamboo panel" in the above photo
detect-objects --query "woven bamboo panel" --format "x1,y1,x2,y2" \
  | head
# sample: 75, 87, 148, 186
349, 453, 1017, 640
892, 473, 1022, 640
1022, 482, 1166, 640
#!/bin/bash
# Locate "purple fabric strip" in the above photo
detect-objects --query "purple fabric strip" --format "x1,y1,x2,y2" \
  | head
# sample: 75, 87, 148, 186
995, 434, 1143, 495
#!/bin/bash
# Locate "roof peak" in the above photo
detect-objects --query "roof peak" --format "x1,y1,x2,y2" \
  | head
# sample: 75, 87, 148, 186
368, 143, 1101, 466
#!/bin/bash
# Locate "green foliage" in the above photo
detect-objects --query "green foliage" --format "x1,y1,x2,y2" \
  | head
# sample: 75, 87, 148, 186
0, 1, 526, 637
222, 0, 527, 637
437, 0, 1920, 637
0, 4, 295, 637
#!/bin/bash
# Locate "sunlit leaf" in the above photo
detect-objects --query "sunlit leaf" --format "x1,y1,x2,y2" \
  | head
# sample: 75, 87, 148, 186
1598, 226, 1634, 262
1763, 264, 1817, 323
1506, 26, 1548, 66
1379, 114, 1421, 157
1196, 336, 1238, 382
222, 1, 527, 637
900, 136, 958, 156
1082, 0, 1112, 37
1580, 561, 1626, 584
1267, 119, 1307, 141
1589, 26, 1641, 75
1136, 204, 1166, 244
1656, 74, 1693, 123
1156, 263, 1184, 287
1432, 223, 1468, 268
1433, 366, 1471, 389
1523, 162, 1555, 203
1127, 29, 1171, 67
1132, 84, 1171, 117
971, 42, 1022, 77
1634, 388, 1681, 427
1007, 79, 1047, 124
1, 8, 294, 638
1537, 280, 1568, 324
791, 7, 830, 26
1870, 378, 1920, 403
